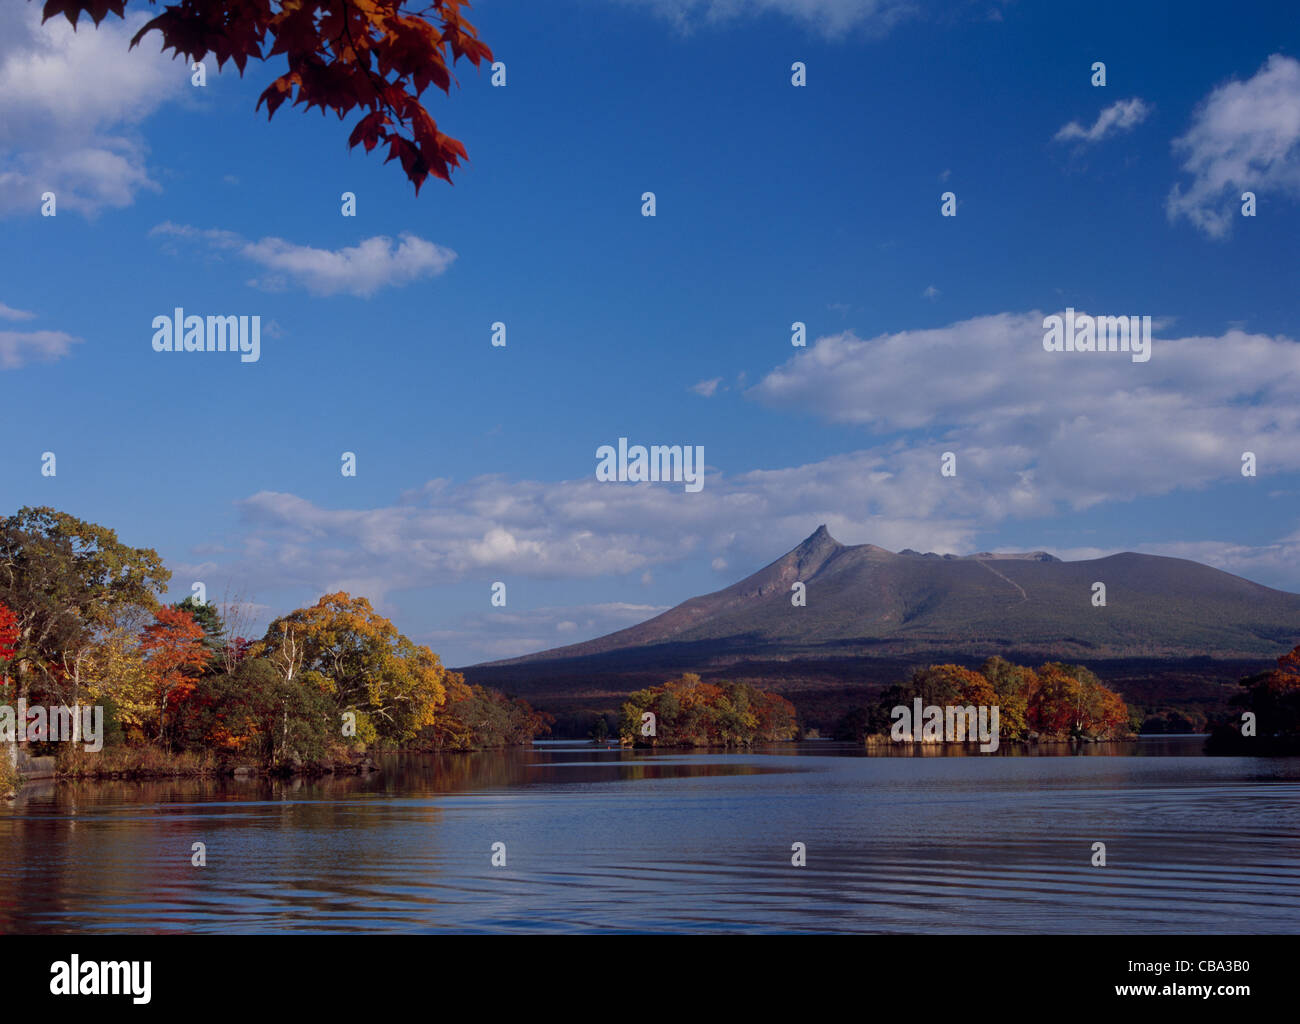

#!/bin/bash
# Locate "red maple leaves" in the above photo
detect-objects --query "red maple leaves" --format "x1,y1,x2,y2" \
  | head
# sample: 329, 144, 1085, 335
41, 0, 493, 193
0, 601, 18, 666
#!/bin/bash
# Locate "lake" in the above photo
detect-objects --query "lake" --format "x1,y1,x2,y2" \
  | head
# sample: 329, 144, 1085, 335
2, 737, 1297, 934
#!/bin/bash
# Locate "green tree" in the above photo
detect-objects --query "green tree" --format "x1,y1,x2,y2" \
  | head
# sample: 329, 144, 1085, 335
173, 596, 225, 669
0, 506, 169, 705
181, 657, 338, 766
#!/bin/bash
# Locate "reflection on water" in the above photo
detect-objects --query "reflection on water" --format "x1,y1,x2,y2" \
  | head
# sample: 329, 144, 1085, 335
2, 738, 1297, 934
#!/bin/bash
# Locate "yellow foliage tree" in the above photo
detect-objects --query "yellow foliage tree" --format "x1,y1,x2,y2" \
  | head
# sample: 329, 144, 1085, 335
253, 592, 449, 743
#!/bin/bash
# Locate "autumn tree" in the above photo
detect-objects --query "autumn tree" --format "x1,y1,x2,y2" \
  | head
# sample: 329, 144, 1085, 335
140, 606, 210, 748
1029, 662, 1129, 739
849, 658, 1127, 744
83, 605, 154, 741
980, 655, 1035, 740
422, 676, 551, 750
254, 592, 450, 743
619, 675, 795, 748
755, 689, 799, 742
1233, 643, 1300, 738
40, 0, 494, 192
0, 601, 17, 677
909, 664, 998, 708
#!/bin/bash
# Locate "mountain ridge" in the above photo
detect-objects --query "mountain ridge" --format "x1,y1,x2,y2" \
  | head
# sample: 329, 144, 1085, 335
459, 527, 1300, 723
473, 525, 1299, 668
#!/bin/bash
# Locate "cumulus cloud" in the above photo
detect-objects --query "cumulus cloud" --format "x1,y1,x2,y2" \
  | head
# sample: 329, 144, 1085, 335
749, 312, 1300, 509
151, 223, 457, 297
178, 311, 1300, 618
1053, 97, 1151, 144
1167, 54, 1300, 238
0, 5, 184, 216
209, 456, 980, 613
692, 377, 724, 397
241, 234, 456, 296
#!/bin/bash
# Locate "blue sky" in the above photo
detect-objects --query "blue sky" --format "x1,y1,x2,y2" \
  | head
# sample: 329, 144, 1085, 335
2, 0, 1298, 665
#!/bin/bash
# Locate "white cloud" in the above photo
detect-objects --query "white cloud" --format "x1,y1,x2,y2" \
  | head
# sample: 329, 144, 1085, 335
0, 302, 36, 321
922, 284, 940, 299
177, 311, 1300, 613
611, 0, 917, 38
0, 329, 81, 369
242, 234, 456, 296
0, 5, 184, 216
426, 601, 669, 664
1167, 54, 1300, 238
151, 223, 457, 297
748, 312, 1300, 510
1053, 533, 1300, 591
692, 376, 724, 397
151, 222, 243, 250
1054, 97, 1151, 144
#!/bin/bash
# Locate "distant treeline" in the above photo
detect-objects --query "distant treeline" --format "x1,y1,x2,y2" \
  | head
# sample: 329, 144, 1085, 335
834, 658, 1135, 743
0, 507, 550, 786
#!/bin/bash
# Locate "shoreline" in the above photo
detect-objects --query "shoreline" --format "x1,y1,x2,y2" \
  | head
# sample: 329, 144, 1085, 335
5, 741, 548, 792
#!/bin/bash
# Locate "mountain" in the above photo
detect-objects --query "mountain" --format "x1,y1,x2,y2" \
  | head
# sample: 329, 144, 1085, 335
460, 526, 1300, 721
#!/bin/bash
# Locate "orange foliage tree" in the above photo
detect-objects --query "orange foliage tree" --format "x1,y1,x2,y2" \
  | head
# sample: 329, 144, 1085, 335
140, 606, 210, 748
855, 658, 1130, 743
911, 664, 999, 707
1028, 663, 1129, 739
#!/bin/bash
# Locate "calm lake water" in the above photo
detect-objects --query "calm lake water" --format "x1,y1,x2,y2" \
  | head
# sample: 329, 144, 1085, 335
2, 738, 1297, 934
